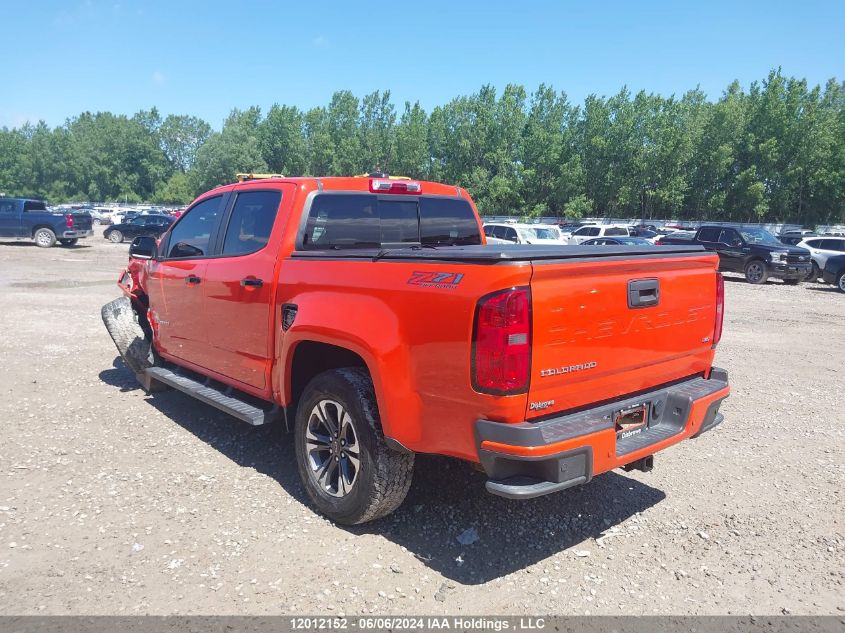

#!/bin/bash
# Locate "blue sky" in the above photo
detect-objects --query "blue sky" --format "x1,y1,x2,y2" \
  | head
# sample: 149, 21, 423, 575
2, 0, 843, 129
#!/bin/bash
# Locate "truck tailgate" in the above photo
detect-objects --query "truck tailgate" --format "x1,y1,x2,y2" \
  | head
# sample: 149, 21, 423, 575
527, 252, 720, 419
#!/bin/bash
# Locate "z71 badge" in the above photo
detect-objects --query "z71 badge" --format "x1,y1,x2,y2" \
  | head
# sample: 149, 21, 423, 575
407, 271, 464, 289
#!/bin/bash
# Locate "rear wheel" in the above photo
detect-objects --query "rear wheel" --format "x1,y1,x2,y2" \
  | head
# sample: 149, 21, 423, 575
34, 227, 56, 248
838, 271, 845, 294
744, 260, 768, 284
59, 238, 78, 247
294, 368, 414, 525
108, 230, 123, 243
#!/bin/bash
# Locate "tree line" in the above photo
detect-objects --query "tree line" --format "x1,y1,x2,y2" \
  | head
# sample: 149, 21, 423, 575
1, 69, 843, 225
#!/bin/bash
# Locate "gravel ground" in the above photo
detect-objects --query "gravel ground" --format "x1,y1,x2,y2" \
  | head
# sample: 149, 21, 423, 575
0, 232, 842, 616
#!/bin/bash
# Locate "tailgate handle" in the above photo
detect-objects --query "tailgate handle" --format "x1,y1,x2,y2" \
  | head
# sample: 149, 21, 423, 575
628, 278, 660, 308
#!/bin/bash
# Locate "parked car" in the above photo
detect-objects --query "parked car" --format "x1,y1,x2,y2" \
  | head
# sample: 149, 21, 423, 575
795, 236, 845, 281
0, 197, 93, 247
104, 214, 174, 243
101, 174, 729, 525
779, 229, 817, 246
568, 224, 635, 245
483, 222, 567, 244
83, 207, 113, 226
658, 225, 811, 284
821, 254, 845, 293
582, 237, 654, 246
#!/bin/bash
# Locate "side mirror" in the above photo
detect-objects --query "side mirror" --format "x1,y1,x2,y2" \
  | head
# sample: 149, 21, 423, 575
129, 236, 157, 260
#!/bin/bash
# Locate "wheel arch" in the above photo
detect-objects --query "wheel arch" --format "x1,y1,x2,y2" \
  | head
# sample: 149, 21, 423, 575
31, 224, 57, 237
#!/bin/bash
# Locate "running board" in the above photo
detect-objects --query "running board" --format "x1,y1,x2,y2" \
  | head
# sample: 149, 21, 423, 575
142, 366, 280, 426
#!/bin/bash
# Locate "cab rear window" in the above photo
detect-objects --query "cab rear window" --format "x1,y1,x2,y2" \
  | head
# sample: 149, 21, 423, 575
301, 194, 481, 250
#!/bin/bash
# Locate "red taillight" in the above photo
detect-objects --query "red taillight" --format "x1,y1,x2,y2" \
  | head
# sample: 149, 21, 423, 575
472, 287, 531, 394
65, 214, 74, 229
713, 273, 724, 347
369, 178, 422, 194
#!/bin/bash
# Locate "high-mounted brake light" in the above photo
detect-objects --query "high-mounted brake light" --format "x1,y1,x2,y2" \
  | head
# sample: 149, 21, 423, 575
65, 214, 74, 229
369, 179, 422, 195
472, 287, 531, 395
713, 273, 724, 347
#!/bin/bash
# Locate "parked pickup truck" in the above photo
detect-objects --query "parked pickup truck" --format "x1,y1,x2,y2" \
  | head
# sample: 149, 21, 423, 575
102, 175, 730, 524
657, 225, 811, 284
0, 197, 94, 247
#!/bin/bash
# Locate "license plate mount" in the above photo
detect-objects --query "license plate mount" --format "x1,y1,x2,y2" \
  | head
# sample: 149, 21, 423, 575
615, 402, 650, 440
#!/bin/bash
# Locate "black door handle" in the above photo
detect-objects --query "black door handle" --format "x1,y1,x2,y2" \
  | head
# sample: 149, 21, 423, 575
185, 275, 201, 285
628, 278, 660, 308
240, 278, 264, 288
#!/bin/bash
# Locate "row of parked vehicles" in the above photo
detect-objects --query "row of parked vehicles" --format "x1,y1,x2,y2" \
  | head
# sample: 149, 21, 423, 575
482, 220, 845, 292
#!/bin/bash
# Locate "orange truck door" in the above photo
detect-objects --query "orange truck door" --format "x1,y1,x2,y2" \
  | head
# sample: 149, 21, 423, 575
147, 194, 227, 366
201, 186, 291, 391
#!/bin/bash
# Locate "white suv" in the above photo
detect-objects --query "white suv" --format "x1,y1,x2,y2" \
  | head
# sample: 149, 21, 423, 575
483, 223, 567, 245
797, 236, 845, 280
568, 225, 634, 245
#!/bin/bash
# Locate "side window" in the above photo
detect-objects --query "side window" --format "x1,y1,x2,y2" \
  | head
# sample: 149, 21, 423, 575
697, 227, 720, 242
834, 240, 845, 252
504, 227, 518, 242
605, 227, 627, 236
22, 200, 47, 212
166, 196, 222, 258
719, 229, 741, 246
222, 190, 282, 256
588, 227, 601, 236
805, 239, 822, 249
574, 226, 590, 236
483, 225, 496, 237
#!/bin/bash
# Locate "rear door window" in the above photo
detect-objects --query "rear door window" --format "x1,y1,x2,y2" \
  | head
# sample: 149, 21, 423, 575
605, 227, 627, 236
222, 190, 282, 256
697, 227, 720, 242
23, 201, 47, 212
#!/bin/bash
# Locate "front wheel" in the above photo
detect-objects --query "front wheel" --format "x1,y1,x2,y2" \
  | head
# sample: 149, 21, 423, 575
107, 230, 123, 243
744, 260, 769, 284
59, 238, 78, 247
294, 368, 414, 525
837, 271, 845, 294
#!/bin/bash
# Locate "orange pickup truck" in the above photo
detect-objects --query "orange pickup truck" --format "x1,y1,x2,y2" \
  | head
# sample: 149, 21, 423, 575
102, 175, 729, 524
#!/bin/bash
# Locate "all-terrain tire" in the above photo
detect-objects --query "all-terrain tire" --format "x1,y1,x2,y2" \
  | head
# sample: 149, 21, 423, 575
34, 227, 57, 248
744, 260, 769, 284
100, 296, 155, 374
294, 368, 414, 525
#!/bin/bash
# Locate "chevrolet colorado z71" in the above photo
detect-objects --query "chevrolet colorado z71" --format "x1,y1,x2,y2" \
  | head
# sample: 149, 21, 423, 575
102, 175, 730, 524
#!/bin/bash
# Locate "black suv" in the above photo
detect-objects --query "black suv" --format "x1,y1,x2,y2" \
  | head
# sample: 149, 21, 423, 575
104, 214, 173, 243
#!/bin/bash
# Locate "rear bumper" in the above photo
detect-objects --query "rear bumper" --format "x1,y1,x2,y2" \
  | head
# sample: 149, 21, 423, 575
62, 230, 93, 238
475, 369, 730, 499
